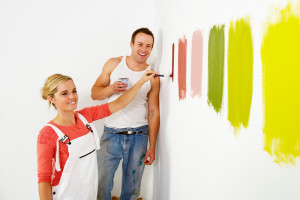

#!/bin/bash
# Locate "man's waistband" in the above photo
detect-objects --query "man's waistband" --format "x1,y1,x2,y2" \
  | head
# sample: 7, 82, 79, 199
104, 125, 148, 135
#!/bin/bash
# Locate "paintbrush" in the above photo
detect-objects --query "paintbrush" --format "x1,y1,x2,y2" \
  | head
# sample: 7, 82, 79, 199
147, 73, 173, 78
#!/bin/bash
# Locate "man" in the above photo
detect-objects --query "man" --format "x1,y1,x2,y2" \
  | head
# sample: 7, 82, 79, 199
91, 28, 160, 200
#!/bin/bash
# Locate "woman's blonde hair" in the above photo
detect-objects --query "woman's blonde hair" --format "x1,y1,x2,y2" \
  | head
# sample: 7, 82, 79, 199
41, 74, 73, 108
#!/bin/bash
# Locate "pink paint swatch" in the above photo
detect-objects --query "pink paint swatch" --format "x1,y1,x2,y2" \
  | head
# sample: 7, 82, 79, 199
191, 30, 203, 98
178, 36, 187, 100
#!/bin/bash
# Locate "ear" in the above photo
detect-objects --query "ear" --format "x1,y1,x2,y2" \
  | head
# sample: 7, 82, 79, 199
48, 96, 54, 103
130, 41, 133, 48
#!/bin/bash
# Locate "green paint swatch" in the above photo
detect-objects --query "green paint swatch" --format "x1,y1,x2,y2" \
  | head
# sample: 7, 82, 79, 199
207, 25, 225, 113
227, 17, 253, 132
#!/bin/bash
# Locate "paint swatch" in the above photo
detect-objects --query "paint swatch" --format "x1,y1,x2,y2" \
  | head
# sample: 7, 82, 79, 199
227, 17, 253, 132
207, 25, 225, 112
178, 36, 187, 100
191, 30, 203, 98
261, 2, 300, 164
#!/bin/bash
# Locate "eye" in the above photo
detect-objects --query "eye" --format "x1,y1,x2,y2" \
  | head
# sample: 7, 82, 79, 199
62, 92, 67, 95
73, 90, 77, 93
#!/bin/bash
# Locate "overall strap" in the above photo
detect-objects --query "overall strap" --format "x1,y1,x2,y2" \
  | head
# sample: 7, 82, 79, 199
77, 113, 100, 150
45, 124, 69, 171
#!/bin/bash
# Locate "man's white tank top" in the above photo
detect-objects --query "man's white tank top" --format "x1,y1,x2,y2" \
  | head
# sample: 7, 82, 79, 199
105, 56, 151, 128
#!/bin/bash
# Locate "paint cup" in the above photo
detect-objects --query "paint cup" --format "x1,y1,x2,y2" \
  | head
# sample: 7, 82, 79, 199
118, 78, 129, 88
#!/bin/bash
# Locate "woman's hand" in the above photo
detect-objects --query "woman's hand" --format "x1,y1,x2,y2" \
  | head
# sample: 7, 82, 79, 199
140, 70, 158, 84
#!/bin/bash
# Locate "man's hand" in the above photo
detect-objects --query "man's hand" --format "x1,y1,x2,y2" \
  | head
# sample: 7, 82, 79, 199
112, 81, 128, 94
144, 147, 155, 165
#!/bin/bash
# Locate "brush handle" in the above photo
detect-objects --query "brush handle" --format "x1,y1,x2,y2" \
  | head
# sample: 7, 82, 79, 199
146, 73, 164, 77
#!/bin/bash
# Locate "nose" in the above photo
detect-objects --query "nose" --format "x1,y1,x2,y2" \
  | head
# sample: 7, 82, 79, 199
69, 93, 76, 99
141, 46, 147, 52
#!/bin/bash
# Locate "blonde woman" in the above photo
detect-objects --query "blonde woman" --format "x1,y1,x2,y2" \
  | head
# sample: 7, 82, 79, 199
37, 71, 155, 200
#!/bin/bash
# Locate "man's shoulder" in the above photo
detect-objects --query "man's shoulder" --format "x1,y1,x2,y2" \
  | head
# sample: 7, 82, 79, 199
103, 56, 123, 73
106, 56, 123, 66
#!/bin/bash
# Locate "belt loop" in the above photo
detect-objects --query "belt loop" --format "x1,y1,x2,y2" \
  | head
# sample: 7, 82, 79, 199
127, 130, 133, 135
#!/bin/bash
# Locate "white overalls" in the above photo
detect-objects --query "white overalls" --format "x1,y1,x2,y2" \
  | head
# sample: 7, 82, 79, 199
46, 113, 100, 200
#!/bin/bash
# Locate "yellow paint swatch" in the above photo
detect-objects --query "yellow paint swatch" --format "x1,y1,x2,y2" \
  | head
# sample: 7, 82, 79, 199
227, 17, 253, 133
261, 1, 300, 164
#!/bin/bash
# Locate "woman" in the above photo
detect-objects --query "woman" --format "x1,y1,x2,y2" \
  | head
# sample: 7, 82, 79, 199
37, 70, 155, 200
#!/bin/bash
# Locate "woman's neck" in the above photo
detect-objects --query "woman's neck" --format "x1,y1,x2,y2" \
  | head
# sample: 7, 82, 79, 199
53, 111, 76, 126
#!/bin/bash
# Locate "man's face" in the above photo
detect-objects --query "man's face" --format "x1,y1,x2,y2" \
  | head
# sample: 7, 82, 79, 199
130, 32, 154, 64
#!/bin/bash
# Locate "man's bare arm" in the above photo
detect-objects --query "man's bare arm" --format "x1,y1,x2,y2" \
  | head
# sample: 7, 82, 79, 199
144, 75, 160, 165
91, 57, 127, 100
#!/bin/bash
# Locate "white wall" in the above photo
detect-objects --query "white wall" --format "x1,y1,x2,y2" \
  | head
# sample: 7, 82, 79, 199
0, 0, 155, 199
153, 0, 300, 200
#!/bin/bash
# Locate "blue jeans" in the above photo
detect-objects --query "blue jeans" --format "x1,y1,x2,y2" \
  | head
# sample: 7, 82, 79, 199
97, 125, 148, 200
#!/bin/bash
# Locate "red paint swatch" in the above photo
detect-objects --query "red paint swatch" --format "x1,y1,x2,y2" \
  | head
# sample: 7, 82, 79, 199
191, 30, 203, 98
172, 43, 175, 82
178, 36, 187, 100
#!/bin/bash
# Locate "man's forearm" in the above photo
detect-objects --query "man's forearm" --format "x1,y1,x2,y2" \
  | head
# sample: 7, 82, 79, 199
148, 111, 160, 149
91, 85, 114, 100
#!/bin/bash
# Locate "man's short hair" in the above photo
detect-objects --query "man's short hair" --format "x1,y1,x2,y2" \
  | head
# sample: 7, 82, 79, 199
131, 28, 154, 47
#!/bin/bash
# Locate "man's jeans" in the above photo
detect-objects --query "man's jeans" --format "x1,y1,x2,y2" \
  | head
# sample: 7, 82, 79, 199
97, 125, 148, 200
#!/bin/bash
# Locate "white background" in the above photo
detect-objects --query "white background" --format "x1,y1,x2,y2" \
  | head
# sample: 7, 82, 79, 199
1, 0, 300, 199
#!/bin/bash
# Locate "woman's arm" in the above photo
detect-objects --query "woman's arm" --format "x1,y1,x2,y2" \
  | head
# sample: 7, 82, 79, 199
108, 70, 156, 114
38, 182, 52, 200
37, 128, 57, 200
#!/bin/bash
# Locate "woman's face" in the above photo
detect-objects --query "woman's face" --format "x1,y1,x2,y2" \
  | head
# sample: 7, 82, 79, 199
51, 80, 78, 112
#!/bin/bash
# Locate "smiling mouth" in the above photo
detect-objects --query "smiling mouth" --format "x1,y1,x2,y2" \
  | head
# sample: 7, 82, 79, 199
68, 102, 76, 105
139, 53, 146, 56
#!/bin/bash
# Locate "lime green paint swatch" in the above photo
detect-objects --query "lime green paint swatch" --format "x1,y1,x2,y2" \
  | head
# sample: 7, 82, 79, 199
227, 17, 253, 132
261, 2, 300, 164
208, 25, 225, 113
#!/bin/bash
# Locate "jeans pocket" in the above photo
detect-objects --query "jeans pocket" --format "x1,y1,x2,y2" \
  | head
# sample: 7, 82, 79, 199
138, 130, 148, 137
99, 132, 122, 157
101, 131, 114, 141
